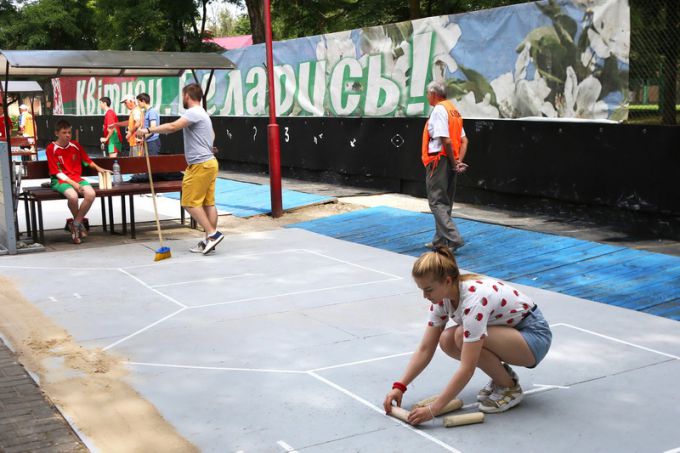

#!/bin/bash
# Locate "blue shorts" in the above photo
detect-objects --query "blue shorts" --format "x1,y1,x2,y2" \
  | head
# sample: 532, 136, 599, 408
516, 306, 552, 368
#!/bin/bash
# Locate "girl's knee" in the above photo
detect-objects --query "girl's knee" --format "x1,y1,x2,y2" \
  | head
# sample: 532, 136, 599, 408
439, 327, 461, 357
453, 326, 465, 349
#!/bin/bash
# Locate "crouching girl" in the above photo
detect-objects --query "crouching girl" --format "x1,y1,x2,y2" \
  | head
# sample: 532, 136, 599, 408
384, 247, 552, 425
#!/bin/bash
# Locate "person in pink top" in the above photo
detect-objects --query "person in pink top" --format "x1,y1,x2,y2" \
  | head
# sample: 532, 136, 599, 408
384, 246, 552, 424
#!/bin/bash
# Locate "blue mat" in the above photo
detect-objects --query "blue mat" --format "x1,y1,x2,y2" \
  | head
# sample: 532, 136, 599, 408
164, 178, 333, 217
288, 206, 680, 321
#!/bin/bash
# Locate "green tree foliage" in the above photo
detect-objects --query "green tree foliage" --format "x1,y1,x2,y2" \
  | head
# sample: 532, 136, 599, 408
267, 0, 532, 40
0, 0, 239, 52
95, 0, 226, 51
0, 0, 20, 48
3, 0, 97, 49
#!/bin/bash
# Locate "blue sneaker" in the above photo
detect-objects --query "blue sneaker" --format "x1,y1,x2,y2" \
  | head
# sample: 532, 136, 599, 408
202, 231, 224, 255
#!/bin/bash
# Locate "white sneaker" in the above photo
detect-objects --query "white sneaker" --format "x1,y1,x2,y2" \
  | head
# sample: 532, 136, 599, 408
478, 382, 524, 413
477, 379, 495, 402
202, 231, 224, 255
477, 363, 519, 402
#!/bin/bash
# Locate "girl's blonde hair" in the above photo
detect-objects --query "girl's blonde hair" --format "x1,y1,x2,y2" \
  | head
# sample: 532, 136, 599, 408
412, 246, 460, 282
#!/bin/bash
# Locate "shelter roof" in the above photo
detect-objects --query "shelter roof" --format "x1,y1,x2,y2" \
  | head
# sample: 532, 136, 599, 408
0, 50, 235, 77
0, 81, 42, 92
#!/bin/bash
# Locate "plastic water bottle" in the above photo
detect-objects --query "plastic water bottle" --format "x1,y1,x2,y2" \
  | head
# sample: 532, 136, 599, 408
112, 160, 122, 185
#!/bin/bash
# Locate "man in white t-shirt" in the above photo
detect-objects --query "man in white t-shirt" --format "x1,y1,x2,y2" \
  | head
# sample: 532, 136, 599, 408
137, 83, 223, 255
421, 81, 469, 252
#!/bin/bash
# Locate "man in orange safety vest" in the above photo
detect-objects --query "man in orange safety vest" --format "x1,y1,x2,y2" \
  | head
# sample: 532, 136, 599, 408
421, 80, 469, 252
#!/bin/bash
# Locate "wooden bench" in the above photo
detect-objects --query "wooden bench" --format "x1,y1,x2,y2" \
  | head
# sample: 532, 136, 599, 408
19, 154, 191, 243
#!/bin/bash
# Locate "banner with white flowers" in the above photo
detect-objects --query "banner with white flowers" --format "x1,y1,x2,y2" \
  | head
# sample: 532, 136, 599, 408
57, 0, 629, 121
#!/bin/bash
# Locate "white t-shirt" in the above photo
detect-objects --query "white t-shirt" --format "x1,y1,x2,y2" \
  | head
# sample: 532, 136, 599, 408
427, 104, 466, 154
428, 276, 535, 342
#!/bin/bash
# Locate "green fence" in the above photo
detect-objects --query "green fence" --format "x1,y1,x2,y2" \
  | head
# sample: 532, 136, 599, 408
629, 0, 679, 124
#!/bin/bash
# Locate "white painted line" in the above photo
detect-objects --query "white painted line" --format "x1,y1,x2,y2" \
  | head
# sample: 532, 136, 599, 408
309, 351, 413, 372
151, 273, 259, 288
301, 249, 404, 280
277, 440, 298, 452
553, 323, 680, 360
48, 296, 57, 302
117, 268, 187, 309
103, 308, 186, 351
192, 277, 400, 309
0, 265, 113, 271
663, 447, 680, 453
530, 384, 570, 391
123, 249, 304, 270
307, 371, 461, 453
73, 293, 82, 299
126, 361, 306, 374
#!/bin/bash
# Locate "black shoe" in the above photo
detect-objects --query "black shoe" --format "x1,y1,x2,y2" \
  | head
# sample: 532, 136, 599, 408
449, 242, 466, 253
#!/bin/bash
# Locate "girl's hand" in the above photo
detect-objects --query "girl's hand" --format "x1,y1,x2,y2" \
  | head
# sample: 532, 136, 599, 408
407, 406, 434, 426
383, 389, 403, 414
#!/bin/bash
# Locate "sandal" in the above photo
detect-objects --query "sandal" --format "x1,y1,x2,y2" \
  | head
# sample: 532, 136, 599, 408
77, 221, 88, 238
70, 222, 81, 244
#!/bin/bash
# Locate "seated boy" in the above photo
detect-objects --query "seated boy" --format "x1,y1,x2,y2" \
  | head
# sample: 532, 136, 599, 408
46, 119, 110, 244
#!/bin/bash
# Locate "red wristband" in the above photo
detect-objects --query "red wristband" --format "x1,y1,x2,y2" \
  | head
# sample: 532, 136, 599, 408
392, 381, 407, 393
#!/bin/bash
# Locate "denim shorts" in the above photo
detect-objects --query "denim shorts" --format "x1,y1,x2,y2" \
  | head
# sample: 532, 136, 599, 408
516, 305, 552, 368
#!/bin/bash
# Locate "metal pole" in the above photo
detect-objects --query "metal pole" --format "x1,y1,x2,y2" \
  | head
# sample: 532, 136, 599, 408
264, 0, 282, 218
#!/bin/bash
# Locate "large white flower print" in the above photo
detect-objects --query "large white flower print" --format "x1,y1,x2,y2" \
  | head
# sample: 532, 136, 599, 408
456, 91, 500, 118
573, 0, 629, 63
412, 16, 461, 82
356, 26, 411, 109
557, 66, 609, 119
316, 31, 356, 68
490, 43, 555, 118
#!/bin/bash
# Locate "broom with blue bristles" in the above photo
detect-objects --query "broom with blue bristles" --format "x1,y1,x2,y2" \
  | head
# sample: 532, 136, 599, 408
142, 127, 171, 261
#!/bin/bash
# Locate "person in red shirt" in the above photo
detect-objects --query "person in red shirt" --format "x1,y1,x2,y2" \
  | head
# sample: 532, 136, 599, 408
46, 119, 110, 244
0, 103, 11, 141
99, 97, 123, 157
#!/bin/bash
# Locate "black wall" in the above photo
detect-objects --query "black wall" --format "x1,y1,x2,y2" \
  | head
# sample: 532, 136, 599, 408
37, 115, 680, 215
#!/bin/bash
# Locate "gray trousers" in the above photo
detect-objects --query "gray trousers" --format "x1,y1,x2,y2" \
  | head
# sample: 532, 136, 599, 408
425, 158, 464, 247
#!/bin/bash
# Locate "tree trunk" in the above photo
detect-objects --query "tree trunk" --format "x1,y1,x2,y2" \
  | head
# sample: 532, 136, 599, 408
408, 0, 421, 19
245, 0, 265, 44
661, 0, 679, 125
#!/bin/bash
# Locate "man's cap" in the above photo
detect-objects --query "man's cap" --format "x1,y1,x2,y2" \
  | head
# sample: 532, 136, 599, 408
19, 104, 28, 110
120, 94, 136, 104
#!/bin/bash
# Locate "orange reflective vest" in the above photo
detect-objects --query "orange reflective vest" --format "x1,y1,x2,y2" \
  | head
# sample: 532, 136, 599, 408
127, 107, 142, 146
421, 100, 463, 168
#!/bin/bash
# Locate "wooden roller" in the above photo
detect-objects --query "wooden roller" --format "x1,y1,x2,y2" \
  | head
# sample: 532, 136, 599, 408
388, 406, 411, 423
443, 412, 484, 428
411, 396, 463, 415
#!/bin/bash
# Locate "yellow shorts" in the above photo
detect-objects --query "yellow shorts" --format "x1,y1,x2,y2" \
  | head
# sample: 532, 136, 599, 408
181, 158, 218, 208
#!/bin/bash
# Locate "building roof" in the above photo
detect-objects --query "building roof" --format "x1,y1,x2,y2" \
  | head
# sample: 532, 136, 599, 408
205, 35, 253, 50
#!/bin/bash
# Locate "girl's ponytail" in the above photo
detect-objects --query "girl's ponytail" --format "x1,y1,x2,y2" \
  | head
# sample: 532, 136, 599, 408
412, 246, 460, 283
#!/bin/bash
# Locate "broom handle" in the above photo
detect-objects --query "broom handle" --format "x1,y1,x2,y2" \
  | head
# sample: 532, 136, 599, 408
142, 128, 164, 247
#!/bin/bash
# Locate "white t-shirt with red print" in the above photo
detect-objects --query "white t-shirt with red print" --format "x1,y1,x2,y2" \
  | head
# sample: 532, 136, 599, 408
427, 276, 535, 342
